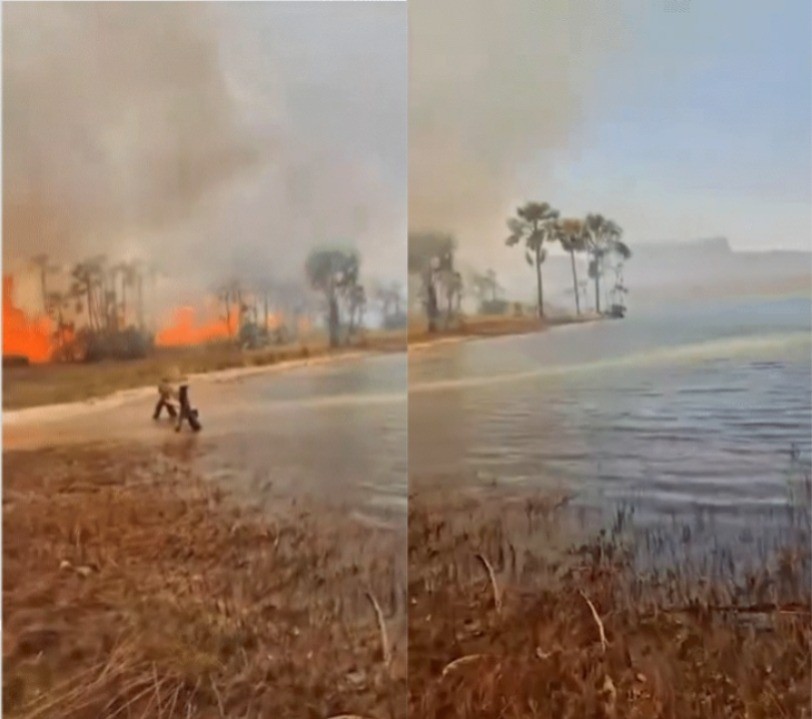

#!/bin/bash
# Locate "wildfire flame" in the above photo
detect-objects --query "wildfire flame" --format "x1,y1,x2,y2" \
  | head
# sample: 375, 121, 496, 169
155, 304, 290, 348
3, 275, 53, 363
155, 306, 237, 348
4, 276, 303, 360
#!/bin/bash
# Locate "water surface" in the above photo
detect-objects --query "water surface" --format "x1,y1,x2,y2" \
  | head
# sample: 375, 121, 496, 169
410, 296, 811, 537
4, 353, 407, 527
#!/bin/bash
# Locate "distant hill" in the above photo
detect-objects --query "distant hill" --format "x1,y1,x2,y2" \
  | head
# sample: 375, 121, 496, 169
495, 237, 810, 308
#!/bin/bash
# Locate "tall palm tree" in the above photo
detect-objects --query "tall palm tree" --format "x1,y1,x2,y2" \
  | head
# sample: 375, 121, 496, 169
305, 248, 359, 347
584, 214, 609, 314
71, 258, 104, 332
584, 215, 628, 313
438, 269, 463, 324
131, 261, 146, 332
556, 218, 588, 316
408, 233, 456, 333
346, 282, 366, 335
506, 202, 559, 318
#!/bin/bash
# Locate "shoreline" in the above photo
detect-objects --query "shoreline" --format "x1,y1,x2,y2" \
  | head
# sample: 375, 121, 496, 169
4, 436, 807, 717
408, 486, 811, 717
408, 312, 603, 352
3, 332, 406, 416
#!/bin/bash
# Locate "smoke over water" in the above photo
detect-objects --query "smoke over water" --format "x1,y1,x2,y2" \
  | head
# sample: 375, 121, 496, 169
4, 2, 406, 322
409, 0, 627, 273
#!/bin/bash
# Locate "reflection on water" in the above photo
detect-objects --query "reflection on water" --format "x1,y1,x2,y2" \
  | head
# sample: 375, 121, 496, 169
410, 296, 812, 537
4, 353, 407, 527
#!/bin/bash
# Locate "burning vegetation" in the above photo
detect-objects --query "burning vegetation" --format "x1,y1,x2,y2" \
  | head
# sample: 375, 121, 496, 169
3, 249, 407, 368
2, 277, 52, 365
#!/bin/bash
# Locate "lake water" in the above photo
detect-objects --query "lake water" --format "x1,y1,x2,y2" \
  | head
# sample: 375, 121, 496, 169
4, 353, 408, 528
409, 295, 811, 540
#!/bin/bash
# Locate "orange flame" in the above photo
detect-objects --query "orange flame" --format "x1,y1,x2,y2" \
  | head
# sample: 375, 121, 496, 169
3, 275, 53, 363
155, 306, 237, 347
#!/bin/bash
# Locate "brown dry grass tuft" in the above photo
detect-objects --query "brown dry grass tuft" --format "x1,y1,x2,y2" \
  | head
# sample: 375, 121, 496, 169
408, 489, 811, 719
3, 445, 406, 718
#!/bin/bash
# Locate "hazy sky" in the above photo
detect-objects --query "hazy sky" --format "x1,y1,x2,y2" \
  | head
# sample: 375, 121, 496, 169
410, 0, 811, 277
4, 2, 406, 306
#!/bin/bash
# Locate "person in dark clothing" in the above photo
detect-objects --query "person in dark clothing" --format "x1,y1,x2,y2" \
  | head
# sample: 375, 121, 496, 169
175, 384, 201, 432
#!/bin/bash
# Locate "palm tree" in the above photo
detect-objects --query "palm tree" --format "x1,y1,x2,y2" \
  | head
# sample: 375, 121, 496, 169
584, 215, 629, 313
438, 269, 463, 324
218, 279, 244, 340
46, 290, 74, 360
408, 233, 456, 332
506, 202, 559, 318
71, 257, 105, 333
305, 247, 359, 347
120, 261, 139, 330
131, 261, 146, 332
346, 282, 366, 335
556, 218, 588, 316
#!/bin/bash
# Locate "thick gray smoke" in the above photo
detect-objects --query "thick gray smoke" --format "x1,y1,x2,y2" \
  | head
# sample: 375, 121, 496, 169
4, 2, 406, 312
409, 0, 628, 275
3, 3, 260, 268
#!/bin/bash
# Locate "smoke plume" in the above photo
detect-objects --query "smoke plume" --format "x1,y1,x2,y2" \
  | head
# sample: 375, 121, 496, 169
409, 0, 628, 272
4, 2, 406, 313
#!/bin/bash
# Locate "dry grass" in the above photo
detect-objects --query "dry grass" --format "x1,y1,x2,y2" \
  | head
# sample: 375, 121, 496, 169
408, 487, 811, 719
3, 329, 406, 410
3, 445, 406, 718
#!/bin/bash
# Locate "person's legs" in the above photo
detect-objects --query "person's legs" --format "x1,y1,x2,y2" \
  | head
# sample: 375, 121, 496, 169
154, 393, 179, 420
176, 385, 189, 432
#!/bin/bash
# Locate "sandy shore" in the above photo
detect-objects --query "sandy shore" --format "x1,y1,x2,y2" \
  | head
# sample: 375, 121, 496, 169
3, 330, 405, 414
3, 349, 382, 427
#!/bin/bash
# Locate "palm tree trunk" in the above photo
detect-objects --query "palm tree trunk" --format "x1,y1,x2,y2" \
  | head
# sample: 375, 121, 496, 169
136, 275, 144, 331
426, 275, 438, 333
328, 294, 339, 347
264, 293, 269, 333
594, 263, 601, 314
569, 250, 580, 315
535, 248, 544, 318
85, 285, 95, 331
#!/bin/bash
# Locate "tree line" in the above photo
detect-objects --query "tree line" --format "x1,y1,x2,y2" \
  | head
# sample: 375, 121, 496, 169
304, 246, 405, 348
408, 203, 632, 332
506, 203, 631, 317
25, 246, 405, 361
30, 253, 157, 361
